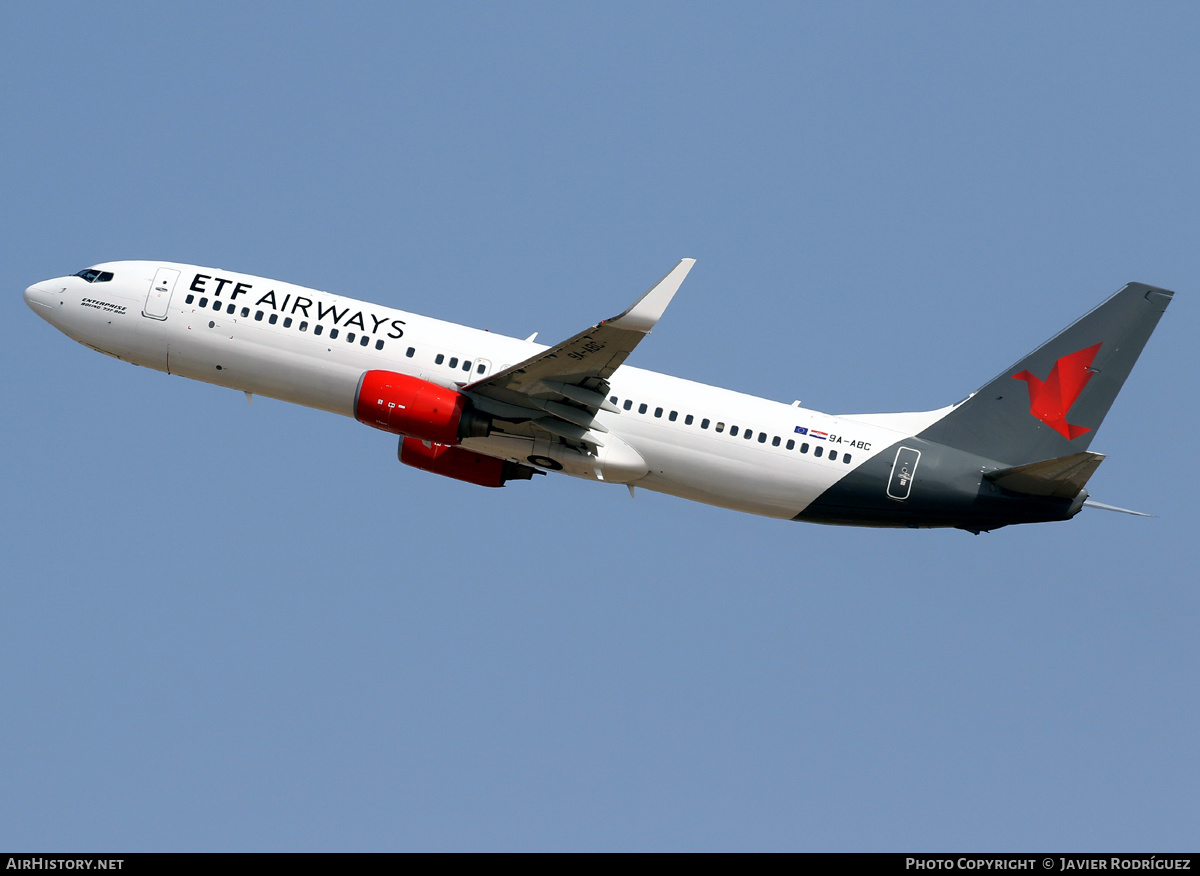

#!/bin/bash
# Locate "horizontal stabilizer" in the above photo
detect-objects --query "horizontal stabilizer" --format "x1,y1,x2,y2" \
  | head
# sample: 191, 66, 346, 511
984, 451, 1105, 498
1082, 499, 1154, 518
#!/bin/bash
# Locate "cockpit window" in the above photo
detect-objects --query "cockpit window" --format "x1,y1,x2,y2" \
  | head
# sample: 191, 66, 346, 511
73, 268, 114, 283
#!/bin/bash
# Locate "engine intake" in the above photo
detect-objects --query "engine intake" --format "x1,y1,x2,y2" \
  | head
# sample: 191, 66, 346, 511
355, 370, 491, 445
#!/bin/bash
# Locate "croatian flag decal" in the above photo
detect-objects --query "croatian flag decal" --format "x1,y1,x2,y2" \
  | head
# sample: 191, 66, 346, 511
809, 430, 828, 440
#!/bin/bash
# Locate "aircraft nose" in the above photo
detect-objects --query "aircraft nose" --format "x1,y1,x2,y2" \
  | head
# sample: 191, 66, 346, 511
24, 282, 56, 315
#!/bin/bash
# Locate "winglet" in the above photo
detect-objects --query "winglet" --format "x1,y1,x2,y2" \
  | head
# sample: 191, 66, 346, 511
605, 259, 695, 333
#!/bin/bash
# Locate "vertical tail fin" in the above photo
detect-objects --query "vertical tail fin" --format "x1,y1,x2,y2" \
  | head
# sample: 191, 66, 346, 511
918, 282, 1173, 465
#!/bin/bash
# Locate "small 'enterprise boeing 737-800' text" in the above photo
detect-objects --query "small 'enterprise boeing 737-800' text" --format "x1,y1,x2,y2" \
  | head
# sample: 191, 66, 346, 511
24, 260, 1173, 533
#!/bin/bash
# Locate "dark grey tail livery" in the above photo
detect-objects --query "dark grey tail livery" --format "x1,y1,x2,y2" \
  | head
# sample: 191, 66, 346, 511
799, 282, 1174, 531
919, 283, 1174, 466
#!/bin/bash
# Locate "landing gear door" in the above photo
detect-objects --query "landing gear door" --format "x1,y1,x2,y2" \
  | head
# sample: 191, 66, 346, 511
143, 267, 180, 320
887, 446, 921, 501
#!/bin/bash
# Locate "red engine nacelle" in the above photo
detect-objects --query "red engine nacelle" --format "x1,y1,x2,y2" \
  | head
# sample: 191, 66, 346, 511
355, 370, 490, 445
399, 438, 534, 488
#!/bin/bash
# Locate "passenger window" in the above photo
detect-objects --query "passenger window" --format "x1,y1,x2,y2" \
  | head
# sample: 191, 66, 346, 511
463, 360, 471, 372
730, 426, 739, 436
786, 439, 795, 450
185, 294, 194, 304
300, 321, 308, 331
745, 430, 754, 440
714, 421, 723, 432
654, 407, 663, 418
702, 419, 710, 430
685, 415, 694, 426
224, 303, 233, 314
346, 332, 355, 342
254, 311, 264, 321
406, 347, 415, 358
476, 363, 485, 374
638, 403, 648, 414
199, 297, 208, 307
843, 454, 852, 464
669, 411, 678, 421
610, 396, 618, 404
814, 445, 823, 458
758, 433, 767, 443
329, 328, 338, 338
361, 335, 370, 346
624, 400, 633, 411
284, 317, 292, 328
269, 313, 278, 324
829, 450, 837, 461
435, 354, 445, 365
375, 339, 385, 350
800, 442, 809, 453
449, 357, 458, 368
241, 307, 250, 317
314, 324, 323, 335
772, 436, 781, 447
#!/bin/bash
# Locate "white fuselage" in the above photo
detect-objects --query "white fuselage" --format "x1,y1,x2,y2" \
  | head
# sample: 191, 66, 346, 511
25, 260, 943, 519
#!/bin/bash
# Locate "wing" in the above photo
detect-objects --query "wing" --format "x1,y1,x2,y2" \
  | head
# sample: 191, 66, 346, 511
463, 259, 695, 447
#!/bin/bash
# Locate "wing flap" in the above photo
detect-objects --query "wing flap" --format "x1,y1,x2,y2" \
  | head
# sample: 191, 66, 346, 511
543, 381, 620, 413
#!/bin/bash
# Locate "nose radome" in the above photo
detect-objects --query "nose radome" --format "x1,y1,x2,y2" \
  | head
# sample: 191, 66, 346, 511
24, 282, 55, 313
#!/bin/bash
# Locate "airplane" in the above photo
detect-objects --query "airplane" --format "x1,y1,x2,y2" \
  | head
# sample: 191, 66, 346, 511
23, 259, 1173, 533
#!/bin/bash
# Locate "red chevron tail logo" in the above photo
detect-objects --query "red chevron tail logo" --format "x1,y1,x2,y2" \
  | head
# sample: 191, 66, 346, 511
1012, 343, 1102, 439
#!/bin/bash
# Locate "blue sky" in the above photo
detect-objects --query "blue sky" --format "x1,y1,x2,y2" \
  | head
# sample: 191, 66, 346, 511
2, 2, 1196, 851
